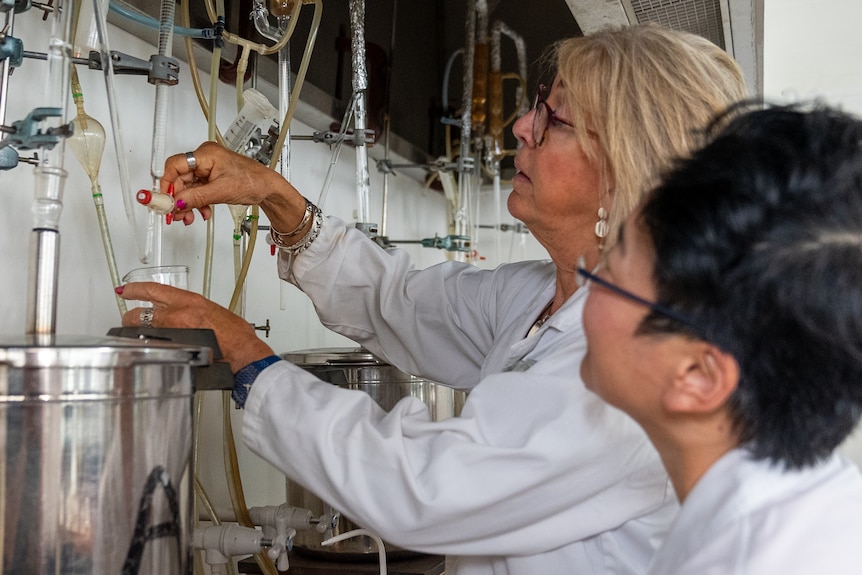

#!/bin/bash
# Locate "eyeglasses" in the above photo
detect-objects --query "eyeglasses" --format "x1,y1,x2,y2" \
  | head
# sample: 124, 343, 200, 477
576, 256, 699, 331
532, 83, 575, 146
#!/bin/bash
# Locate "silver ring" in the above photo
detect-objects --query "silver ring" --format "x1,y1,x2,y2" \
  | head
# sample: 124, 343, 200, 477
185, 151, 197, 171
140, 308, 154, 328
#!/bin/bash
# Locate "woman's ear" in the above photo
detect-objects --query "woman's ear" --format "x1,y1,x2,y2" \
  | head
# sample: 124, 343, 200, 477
661, 343, 740, 415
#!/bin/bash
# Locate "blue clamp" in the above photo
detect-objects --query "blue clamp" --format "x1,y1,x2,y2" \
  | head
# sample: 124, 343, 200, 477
7, 107, 73, 150
422, 234, 471, 252
0, 33, 22, 67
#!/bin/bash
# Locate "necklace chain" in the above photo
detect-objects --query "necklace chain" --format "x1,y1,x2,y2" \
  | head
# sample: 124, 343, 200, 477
527, 302, 554, 337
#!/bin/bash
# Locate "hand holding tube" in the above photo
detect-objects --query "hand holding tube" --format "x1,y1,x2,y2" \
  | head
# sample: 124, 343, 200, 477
116, 282, 274, 373
161, 142, 310, 237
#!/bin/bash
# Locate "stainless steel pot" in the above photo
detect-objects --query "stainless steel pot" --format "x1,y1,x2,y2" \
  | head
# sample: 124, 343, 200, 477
281, 347, 465, 560
0, 335, 209, 574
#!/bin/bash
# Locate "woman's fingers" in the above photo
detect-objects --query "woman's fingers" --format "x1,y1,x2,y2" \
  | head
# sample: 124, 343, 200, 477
115, 282, 274, 372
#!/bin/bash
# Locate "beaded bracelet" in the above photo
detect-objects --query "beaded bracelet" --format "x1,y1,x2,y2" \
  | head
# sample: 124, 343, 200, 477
270, 198, 313, 243
271, 202, 323, 254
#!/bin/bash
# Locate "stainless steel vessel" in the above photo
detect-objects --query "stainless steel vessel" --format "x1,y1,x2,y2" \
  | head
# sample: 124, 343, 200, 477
281, 347, 465, 560
0, 335, 209, 574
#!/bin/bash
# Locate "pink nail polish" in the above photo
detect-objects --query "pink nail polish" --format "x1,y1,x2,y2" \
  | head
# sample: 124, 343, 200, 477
115, 286, 124, 294
176, 199, 187, 210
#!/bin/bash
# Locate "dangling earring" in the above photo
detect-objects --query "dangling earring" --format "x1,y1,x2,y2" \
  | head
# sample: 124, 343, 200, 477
595, 207, 609, 239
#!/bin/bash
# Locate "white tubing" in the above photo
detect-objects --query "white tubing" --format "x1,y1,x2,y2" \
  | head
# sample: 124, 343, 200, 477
322, 529, 387, 575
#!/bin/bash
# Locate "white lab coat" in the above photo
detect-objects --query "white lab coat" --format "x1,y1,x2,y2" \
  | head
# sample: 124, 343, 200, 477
242, 217, 677, 575
647, 448, 862, 575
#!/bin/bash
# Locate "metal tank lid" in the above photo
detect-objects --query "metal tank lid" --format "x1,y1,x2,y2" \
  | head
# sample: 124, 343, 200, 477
280, 347, 385, 366
0, 334, 211, 368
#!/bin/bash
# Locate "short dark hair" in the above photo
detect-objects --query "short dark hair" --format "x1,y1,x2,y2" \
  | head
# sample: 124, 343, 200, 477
638, 103, 862, 469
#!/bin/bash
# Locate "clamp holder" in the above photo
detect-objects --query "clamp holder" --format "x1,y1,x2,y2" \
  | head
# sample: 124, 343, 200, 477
0, 32, 23, 67
296, 128, 376, 147
4, 107, 72, 150
421, 234, 471, 252
376, 157, 463, 175
88, 50, 179, 85
457, 155, 476, 174
377, 234, 471, 253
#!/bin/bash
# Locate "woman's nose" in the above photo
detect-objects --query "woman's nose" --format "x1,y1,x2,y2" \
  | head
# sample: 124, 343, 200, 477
512, 109, 534, 146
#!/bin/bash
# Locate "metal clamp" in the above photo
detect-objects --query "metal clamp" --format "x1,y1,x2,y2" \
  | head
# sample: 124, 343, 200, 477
375, 157, 461, 175
355, 222, 379, 239
253, 319, 271, 338
500, 222, 531, 234
0, 33, 23, 67
422, 234, 471, 252
294, 128, 376, 147
457, 155, 476, 174
4, 107, 72, 150
88, 50, 179, 85
382, 234, 472, 252
148, 54, 180, 85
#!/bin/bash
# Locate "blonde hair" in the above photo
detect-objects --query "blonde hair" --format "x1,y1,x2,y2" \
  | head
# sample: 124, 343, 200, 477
549, 24, 748, 249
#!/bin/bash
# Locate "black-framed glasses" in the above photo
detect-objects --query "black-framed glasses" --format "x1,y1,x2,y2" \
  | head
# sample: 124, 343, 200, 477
576, 257, 699, 331
532, 83, 575, 146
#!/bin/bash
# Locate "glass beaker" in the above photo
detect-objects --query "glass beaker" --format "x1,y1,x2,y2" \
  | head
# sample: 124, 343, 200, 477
121, 265, 189, 309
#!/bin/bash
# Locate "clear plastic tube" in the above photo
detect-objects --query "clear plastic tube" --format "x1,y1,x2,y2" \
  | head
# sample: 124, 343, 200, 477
148, 0, 178, 267
251, 0, 280, 42
277, 30, 291, 178
454, 0, 478, 263
354, 92, 371, 224
109, 1, 212, 39
93, 0, 151, 263
316, 93, 355, 210
204, 0, 298, 58
202, 39, 221, 299
179, 0, 225, 145
266, 0, 320, 172
322, 530, 387, 575
276, 16, 291, 311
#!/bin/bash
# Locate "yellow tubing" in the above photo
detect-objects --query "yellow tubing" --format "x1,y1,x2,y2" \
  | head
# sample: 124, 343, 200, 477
227, 0, 322, 315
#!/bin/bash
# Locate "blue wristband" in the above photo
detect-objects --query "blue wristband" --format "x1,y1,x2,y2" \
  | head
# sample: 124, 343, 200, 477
233, 355, 281, 408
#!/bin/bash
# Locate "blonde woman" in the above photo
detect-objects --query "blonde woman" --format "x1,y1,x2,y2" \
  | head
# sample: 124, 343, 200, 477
120, 25, 747, 575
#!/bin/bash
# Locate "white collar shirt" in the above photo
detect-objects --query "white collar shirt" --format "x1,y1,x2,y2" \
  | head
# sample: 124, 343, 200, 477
648, 448, 862, 575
